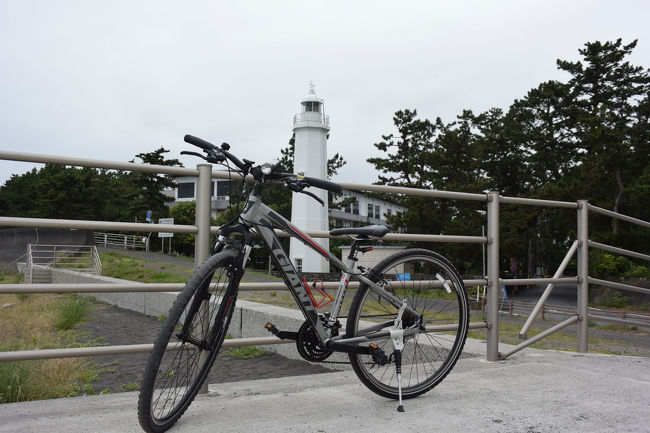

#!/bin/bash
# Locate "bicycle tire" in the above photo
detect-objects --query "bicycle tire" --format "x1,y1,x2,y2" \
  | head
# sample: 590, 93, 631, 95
346, 248, 469, 400
138, 249, 240, 433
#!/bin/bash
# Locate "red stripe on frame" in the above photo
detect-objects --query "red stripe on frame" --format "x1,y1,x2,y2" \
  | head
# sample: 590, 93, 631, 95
290, 224, 329, 258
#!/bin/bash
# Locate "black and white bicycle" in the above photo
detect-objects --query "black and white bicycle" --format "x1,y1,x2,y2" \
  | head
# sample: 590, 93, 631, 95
137, 135, 470, 433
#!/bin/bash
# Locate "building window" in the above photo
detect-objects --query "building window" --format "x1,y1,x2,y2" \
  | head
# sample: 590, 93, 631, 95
177, 182, 194, 198
216, 180, 238, 199
295, 258, 303, 273
367, 204, 374, 218
304, 101, 321, 112
375, 205, 380, 219
387, 208, 392, 217
352, 200, 359, 215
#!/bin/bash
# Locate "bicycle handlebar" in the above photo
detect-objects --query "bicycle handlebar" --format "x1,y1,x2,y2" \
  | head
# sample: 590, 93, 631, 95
184, 134, 215, 152
184, 134, 248, 172
302, 176, 343, 193
183, 134, 343, 195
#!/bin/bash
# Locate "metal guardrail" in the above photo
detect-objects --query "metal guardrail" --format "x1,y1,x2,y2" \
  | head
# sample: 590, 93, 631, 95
0, 149, 649, 364
25, 244, 102, 282
488, 297, 650, 328
293, 111, 330, 126
95, 232, 149, 251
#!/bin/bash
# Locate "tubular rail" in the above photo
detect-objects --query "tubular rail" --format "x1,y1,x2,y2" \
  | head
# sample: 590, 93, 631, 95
1, 149, 649, 365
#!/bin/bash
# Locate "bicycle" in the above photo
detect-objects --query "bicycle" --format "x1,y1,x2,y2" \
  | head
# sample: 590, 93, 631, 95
137, 135, 470, 433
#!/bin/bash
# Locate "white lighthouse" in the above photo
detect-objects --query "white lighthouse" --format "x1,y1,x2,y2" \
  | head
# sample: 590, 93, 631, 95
290, 83, 330, 273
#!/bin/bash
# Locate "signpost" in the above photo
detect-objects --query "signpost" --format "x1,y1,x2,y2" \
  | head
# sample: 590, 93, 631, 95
158, 218, 174, 253
510, 257, 518, 273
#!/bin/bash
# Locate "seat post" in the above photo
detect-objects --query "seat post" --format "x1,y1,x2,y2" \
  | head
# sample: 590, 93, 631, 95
345, 239, 363, 268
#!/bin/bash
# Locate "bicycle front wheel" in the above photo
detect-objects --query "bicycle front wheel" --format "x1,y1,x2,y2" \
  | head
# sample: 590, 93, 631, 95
346, 248, 469, 399
138, 249, 241, 433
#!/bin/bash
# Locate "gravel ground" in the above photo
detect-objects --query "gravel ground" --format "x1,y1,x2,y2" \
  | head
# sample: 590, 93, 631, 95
77, 302, 336, 394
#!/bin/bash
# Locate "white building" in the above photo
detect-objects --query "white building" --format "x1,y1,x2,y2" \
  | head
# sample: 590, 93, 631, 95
330, 191, 405, 229
163, 178, 239, 219
289, 83, 330, 273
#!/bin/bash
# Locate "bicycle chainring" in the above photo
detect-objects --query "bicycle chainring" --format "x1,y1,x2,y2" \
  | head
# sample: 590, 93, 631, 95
296, 320, 335, 362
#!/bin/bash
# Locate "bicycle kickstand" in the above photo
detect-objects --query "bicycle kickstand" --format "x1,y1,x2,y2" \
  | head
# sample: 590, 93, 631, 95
390, 299, 408, 412
390, 328, 405, 412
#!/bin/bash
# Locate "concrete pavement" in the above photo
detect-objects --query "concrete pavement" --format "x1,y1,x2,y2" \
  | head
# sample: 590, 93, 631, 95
1, 344, 648, 433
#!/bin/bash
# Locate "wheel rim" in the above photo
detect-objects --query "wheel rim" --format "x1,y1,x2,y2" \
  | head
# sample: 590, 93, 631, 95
351, 254, 468, 395
150, 261, 234, 423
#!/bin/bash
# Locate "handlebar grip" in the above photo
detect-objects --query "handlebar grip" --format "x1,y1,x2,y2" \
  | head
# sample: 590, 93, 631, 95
184, 134, 216, 151
303, 176, 343, 193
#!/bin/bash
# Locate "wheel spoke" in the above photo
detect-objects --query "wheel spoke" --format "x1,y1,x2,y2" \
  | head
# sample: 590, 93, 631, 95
347, 250, 469, 399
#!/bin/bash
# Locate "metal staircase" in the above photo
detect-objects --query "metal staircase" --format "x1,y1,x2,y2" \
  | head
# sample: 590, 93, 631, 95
26, 244, 102, 283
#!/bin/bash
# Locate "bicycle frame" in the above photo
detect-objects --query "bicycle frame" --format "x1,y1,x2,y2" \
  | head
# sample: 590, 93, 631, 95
223, 191, 412, 346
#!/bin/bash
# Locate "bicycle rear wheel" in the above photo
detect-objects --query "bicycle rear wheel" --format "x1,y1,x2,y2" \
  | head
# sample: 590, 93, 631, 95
138, 249, 240, 433
346, 248, 469, 399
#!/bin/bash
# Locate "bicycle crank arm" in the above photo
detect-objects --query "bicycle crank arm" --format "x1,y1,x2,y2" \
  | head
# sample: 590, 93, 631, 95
328, 341, 389, 365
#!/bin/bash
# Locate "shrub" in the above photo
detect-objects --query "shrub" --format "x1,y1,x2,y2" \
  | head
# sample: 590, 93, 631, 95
55, 296, 90, 330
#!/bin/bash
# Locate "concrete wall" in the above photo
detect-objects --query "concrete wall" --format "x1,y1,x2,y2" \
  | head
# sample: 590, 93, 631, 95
51, 268, 178, 318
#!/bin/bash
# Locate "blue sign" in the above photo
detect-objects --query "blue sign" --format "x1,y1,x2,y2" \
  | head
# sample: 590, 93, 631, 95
146, 210, 152, 222
397, 273, 411, 281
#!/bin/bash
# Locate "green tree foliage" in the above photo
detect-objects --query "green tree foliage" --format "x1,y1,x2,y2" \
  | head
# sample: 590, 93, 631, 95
129, 148, 183, 222
0, 148, 182, 224
366, 109, 486, 273
168, 200, 196, 257
367, 39, 650, 276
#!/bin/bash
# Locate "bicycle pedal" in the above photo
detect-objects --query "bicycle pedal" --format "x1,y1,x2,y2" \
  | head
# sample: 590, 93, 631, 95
264, 322, 279, 336
369, 343, 389, 365
264, 322, 299, 340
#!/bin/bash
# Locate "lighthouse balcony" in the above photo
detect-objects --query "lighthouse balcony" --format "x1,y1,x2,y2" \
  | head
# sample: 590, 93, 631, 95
293, 111, 330, 127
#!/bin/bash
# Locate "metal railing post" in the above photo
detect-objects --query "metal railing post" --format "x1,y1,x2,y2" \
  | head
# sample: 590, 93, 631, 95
577, 200, 589, 352
195, 164, 212, 267
486, 191, 500, 361
195, 164, 212, 394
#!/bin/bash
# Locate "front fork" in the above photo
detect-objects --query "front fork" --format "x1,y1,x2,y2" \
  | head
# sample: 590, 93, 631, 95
177, 236, 251, 349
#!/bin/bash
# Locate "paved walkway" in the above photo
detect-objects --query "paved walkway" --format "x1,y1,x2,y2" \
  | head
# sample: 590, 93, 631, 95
1, 345, 648, 433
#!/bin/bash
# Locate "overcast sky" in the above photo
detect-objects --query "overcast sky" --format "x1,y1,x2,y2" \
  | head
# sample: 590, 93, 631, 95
1, 0, 649, 188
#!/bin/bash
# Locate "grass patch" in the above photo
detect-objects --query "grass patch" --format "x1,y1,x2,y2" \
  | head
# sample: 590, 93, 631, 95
596, 323, 639, 332
0, 271, 22, 284
0, 358, 101, 403
99, 252, 193, 283
242, 268, 283, 281
119, 382, 138, 392
0, 293, 103, 402
54, 296, 91, 330
225, 346, 272, 359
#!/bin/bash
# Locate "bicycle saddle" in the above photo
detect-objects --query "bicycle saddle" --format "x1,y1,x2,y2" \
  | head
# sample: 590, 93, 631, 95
329, 224, 390, 238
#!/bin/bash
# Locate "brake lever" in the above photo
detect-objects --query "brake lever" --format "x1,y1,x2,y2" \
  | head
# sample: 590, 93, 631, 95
301, 189, 325, 207
180, 151, 207, 160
